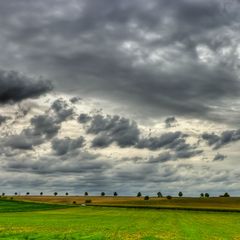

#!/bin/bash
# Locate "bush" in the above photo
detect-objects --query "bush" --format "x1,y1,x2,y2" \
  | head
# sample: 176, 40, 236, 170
166, 195, 172, 200
72, 201, 76, 204
85, 199, 92, 204
144, 196, 149, 200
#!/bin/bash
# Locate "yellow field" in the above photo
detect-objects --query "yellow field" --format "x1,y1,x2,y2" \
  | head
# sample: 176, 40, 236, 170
12, 196, 240, 211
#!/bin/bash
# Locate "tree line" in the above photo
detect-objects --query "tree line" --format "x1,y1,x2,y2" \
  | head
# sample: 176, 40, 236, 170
1, 191, 231, 198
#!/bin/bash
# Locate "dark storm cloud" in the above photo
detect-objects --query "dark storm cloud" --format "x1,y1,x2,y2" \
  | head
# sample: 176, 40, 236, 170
51, 136, 85, 155
0, 0, 239, 122
202, 129, 240, 149
0, 69, 52, 104
88, 114, 140, 148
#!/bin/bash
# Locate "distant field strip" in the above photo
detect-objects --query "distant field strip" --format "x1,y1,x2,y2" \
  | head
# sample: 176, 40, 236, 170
13, 196, 240, 211
0, 198, 71, 212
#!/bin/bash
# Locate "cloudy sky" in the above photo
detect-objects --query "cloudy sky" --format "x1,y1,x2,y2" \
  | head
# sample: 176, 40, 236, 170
0, 0, 240, 196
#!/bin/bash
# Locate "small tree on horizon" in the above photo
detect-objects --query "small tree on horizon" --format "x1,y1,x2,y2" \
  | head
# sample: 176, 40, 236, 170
144, 196, 149, 200
157, 192, 163, 198
26, 192, 30, 196
178, 192, 183, 197
14, 192, 18, 196
200, 193, 204, 197
101, 192, 105, 196
85, 192, 88, 196
65, 192, 69, 196
114, 192, 118, 197
223, 192, 230, 197
137, 192, 142, 197
2, 193, 5, 196
54, 192, 58, 196
40, 192, 43, 196
205, 193, 210, 198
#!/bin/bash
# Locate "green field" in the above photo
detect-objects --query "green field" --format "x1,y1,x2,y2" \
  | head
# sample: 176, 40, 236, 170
1, 199, 240, 240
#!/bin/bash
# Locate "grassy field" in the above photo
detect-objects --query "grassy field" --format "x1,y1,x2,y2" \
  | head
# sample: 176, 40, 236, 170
13, 195, 240, 211
1, 198, 240, 239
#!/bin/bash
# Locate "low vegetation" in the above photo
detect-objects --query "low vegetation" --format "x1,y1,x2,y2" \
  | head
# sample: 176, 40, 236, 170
1, 199, 240, 239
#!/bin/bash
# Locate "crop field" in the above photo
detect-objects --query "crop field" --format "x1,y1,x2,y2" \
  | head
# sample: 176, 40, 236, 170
13, 195, 240, 211
1, 198, 240, 239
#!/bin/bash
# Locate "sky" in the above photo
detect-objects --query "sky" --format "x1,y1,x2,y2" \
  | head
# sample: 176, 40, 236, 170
0, 0, 240, 196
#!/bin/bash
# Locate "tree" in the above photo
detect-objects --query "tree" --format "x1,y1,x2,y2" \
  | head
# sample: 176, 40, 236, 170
166, 195, 172, 200
101, 192, 105, 196
205, 193, 209, 198
137, 192, 142, 197
40, 192, 43, 196
65, 192, 69, 196
178, 192, 183, 197
54, 192, 58, 196
26, 192, 30, 195
157, 192, 162, 198
220, 192, 230, 197
84, 192, 88, 196
114, 192, 118, 197
200, 193, 204, 197
144, 196, 149, 200
14, 192, 18, 196
2, 193, 5, 196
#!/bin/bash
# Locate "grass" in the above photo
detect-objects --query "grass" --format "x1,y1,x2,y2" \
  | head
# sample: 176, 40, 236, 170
0, 198, 240, 239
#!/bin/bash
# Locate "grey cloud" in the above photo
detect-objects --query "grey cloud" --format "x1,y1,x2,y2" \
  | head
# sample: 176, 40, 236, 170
202, 132, 220, 146
78, 113, 92, 123
5, 135, 34, 150
51, 99, 74, 122
165, 117, 177, 128
137, 132, 184, 150
88, 114, 140, 148
5, 151, 111, 175
70, 96, 81, 104
149, 152, 172, 163
0, 115, 10, 125
30, 114, 60, 139
0, 69, 52, 104
202, 129, 240, 149
52, 136, 85, 156
4, 129, 44, 150
213, 153, 226, 161
175, 149, 203, 159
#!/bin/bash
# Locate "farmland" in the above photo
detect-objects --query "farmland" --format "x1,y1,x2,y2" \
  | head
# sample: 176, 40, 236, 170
13, 195, 240, 211
1, 198, 240, 239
